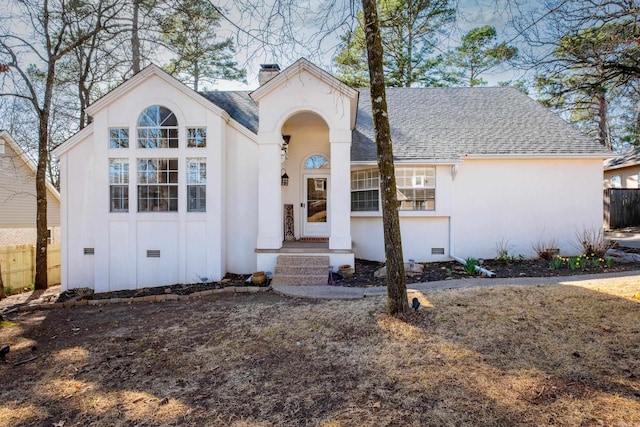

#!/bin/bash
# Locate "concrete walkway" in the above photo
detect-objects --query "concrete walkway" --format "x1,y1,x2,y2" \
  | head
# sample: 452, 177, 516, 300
272, 270, 640, 299
606, 227, 640, 249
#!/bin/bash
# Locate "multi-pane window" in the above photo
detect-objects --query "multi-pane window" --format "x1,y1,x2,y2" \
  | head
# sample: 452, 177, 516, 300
304, 155, 329, 169
186, 158, 206, 212
137, 158, 178, 212
396, 167, 435, 210
350, 166, 436, 212
109, 128, 129, 148
137, 105, 178, 148
109, 159, 129, 212
187, 128, 207, 148
351, 168, 379, 212
611, 175, 621, 188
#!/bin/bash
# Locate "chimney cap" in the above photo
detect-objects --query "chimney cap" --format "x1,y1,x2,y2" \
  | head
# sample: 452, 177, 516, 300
260, 64, 281, 71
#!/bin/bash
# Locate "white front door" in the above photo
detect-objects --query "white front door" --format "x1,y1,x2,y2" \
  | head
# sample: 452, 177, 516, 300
303, 175, 329, 236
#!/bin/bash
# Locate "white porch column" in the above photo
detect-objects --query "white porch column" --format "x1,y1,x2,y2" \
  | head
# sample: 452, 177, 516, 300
329, 130, 352, 250
256, 135, 283, 249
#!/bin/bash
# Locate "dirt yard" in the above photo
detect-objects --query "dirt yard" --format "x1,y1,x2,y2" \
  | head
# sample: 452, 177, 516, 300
1, 279, 639, 426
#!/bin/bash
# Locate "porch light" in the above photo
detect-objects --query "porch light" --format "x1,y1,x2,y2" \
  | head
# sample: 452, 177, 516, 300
281, 135, 290, 162
281, 169, 289, 186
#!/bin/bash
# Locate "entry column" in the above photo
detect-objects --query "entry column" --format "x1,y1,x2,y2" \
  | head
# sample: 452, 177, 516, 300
256, 135, 283, 249
329, 131, 352, 250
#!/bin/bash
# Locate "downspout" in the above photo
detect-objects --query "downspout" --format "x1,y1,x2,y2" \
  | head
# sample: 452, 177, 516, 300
448, 164, 496, 277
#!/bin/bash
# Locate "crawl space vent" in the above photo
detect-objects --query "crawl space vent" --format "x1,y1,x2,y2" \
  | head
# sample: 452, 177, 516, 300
83, 248, 95, 255
147, 250, 161, 258
431, 248, 445, 255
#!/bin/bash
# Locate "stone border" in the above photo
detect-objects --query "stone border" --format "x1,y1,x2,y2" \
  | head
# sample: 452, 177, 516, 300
4, 286, 272, 314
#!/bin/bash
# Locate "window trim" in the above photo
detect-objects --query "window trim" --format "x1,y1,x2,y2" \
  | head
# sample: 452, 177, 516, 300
350, 168, 380, 212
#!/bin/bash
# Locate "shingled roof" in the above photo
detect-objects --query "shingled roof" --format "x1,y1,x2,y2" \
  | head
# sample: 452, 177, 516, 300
200, 86, 608, 161
604, 146, 640, 170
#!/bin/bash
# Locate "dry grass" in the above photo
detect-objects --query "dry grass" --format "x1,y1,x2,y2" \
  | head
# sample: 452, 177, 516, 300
0, 279, 639, 426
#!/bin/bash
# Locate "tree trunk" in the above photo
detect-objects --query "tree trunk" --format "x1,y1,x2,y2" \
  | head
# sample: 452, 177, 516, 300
596, 88, 609, 149
34, 107, 49, 290
132, 0, 141, 73
361, 0, 408, 316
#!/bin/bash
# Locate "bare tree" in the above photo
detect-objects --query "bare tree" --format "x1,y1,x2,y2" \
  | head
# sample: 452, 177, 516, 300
361, 0, 408, 316
0, 0, 120, 289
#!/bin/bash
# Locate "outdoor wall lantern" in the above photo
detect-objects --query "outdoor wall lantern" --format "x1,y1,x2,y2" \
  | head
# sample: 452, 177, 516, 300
281, 134, 291, 162
281, 169, 289, 186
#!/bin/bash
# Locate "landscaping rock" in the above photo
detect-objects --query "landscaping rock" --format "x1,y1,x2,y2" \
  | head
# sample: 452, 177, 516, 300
606, 248, 640, 263
374, 262, 424, 278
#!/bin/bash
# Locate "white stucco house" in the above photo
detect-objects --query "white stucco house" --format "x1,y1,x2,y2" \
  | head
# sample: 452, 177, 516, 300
53, 58, 609, 292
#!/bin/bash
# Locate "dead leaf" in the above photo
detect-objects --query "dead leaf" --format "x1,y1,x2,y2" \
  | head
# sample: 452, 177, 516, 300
373, 401, 381, 409
53, 421, 65, 427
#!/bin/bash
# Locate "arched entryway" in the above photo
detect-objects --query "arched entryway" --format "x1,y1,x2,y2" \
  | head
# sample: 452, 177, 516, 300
281, 111, 331, 240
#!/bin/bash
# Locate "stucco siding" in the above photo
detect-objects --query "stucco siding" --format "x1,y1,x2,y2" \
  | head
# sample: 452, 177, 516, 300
225, 127, 259, 274
452, 158, 604, 259
604, 166, 640, 189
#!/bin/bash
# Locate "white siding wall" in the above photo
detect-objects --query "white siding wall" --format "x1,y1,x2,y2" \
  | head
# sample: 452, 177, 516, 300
452, 158, 604, 259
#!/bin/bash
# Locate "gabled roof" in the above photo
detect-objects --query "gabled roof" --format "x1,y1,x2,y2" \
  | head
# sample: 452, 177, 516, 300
604, 146, 640, 171
0, 131, 60, 201
352, 87, 610, 162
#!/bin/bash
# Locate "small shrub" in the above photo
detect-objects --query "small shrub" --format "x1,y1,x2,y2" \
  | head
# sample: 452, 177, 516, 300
3, 287, 13, 296
568, 257, 580, 271
591, 257, 602, 268
533, 239, 559, 260
574, 227, 612, 258
605, 256, 614, 268
464, 257, 478, 275
551, 256, 564, 269
495, 238, 515, 263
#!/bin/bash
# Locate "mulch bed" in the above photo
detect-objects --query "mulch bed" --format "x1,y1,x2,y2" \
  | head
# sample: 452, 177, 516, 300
55, 252, 640, 303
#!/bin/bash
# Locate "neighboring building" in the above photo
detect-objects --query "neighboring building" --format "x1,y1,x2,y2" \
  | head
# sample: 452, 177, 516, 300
53, 59, 609, 293
604, 146, 640, 189
0, 131, 60, 245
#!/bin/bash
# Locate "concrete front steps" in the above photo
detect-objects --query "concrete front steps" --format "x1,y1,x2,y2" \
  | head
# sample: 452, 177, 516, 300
271, 255, 330, 286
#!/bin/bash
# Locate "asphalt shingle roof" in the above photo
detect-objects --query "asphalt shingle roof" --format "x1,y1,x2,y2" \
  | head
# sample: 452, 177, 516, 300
199, 91, 259, 134
201, 86, 607, 161
604, 146, 640, 170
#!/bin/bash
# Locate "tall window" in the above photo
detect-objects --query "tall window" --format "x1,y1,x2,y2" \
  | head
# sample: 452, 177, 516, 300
109, 159, 129, 212
187, 158, 206, 212
351, 169, 379, 211
187, 128, 207, 148
137, 158, 178, 212
396, 167, 435, 210
109, 128, 129, 148
137, 106, 178, 148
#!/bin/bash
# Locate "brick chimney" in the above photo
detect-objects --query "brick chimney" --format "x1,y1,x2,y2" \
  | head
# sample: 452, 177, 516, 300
258, 64, 280, 86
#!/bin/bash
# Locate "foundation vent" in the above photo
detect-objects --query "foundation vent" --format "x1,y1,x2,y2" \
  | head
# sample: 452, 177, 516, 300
147, 250, 161, 258
431, 247, 445, 255
83, 248, 95, 255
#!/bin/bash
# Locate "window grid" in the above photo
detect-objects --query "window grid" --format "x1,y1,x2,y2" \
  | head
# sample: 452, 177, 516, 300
187, 158, 206, 212
137, 105, 179, 148
109, 128, 129, 148
187, 128, 207, 148
396, 167, 436, 211
137, 158, 178, 212
109, 159, 129, 212
351, 169, 379, 212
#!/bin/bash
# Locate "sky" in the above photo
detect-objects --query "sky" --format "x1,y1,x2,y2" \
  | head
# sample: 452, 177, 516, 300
214, 0, 523, 91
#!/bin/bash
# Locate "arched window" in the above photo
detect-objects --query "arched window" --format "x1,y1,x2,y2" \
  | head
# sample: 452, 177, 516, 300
137, 105, 178, 148
304, 155, 329, 169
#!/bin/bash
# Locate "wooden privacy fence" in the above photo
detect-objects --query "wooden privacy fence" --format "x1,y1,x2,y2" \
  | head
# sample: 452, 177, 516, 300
0, 243, 60, 290
604, 189, 640, 229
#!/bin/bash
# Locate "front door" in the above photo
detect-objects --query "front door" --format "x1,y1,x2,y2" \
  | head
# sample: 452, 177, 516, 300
303, 175, 329, 236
